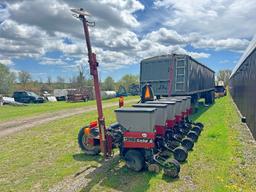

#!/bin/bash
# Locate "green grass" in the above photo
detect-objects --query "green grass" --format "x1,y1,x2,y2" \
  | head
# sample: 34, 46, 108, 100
85, 95, 256, 192
0, 104, 123, 192
0, 96, 137, 122
0, 95, 255, 192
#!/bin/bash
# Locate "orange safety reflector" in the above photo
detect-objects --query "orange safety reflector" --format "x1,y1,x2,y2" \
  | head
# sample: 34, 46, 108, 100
144, 85, 151, 98
119, 96, 124, 107
84, 127, 91, 135
90, 121, 98, 128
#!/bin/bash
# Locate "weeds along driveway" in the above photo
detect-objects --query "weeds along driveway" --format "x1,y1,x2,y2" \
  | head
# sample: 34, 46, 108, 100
0, 98, 138, 138
0, 95, 255, 192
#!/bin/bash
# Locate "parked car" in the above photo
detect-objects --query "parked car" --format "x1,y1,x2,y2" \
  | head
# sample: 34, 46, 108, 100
13, 91, 45, 103
215, 86, 226, 98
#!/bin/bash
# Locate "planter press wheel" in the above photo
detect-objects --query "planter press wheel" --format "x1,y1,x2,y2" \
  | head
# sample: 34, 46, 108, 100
148, 163, 161, 173
194, 122, 204, 129
185, 122, 192, 129
191, 125, 202, 135
78, 127, 100, 155
181, 137, 194, 151
124, 150, 145, 172
187, 130, 198, 142
163, 159, 180, 178
173, 146, 188, 162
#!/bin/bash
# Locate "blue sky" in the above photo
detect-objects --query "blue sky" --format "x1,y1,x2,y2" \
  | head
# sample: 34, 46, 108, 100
0, 0, 255, 82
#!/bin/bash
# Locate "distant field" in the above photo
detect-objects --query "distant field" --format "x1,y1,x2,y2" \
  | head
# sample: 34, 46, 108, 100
0, 95, 255, 192
0, 96, 138, 122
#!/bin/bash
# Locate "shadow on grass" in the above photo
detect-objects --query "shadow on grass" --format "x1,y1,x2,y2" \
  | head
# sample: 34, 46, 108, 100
73, 153, 104, 163
162, 174, 180, 183
191, 101, 213, 122
78, 155, 159, 192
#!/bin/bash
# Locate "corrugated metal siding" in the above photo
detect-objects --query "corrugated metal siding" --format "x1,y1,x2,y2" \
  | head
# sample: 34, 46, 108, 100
188, 59, 215, 93
140, 55, 173, 96
230, 45, 256, 139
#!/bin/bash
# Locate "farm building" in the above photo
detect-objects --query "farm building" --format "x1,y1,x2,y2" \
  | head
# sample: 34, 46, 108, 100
230, 35, 256, 139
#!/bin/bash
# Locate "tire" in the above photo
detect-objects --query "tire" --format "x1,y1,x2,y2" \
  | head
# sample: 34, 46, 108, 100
163, 159, 180, 178
124, 150, 145, 172
168, 140, 180, 148
148, 163, 161, 173
181, 137, 194, 151
205, 91, 214, 105
180, 127, 189, 135
173, 133, 183, 141
191, 126, 201, 135
194, 122, 204, 129
187, 131, 198, 142
78, 127, 100, 155
173, 146, 188, 162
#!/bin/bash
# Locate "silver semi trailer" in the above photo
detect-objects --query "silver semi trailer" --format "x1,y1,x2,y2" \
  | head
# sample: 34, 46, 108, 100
140, 54, 215, 105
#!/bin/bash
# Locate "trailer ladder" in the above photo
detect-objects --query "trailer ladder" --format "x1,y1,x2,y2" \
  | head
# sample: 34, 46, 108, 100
175, 59, 186, 92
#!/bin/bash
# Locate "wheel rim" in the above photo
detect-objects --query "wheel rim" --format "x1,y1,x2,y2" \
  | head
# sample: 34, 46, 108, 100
82, 134, 95, 151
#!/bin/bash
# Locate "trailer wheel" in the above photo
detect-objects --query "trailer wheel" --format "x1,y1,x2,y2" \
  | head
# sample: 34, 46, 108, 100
163, 159, 180, 178
191, 126, 201, 135
173, 146, 188, 162
205, 91, 214, 105
124, 150, 145, 172
187, 131, 198, 142
181, 137, 194, 151
78, 128, 100, 155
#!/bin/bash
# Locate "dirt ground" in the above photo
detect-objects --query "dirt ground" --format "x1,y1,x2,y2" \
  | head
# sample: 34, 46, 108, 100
0, 99, 137, 138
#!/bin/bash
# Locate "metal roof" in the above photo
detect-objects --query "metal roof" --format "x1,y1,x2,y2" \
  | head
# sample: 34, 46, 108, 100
230, 35, 256, 78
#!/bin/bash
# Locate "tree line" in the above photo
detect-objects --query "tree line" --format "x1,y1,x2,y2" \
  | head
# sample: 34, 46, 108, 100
0, 63, 139, 96
0, 63, 232, 96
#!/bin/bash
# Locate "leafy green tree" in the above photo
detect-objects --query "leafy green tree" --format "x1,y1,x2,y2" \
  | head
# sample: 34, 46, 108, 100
18, 71, 31, 89
0, 63, 16, 95
217, 69, 232, 86
117, 74, 139, 91
102, 76, 115, 91
76, 64, 86, 89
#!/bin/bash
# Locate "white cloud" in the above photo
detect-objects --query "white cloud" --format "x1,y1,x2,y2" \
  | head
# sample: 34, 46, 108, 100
0, 3, 9, 23
154, 0, 256, 39
39, 57, 67, 65
0, 20, 47, 58
192, 38, 249, 51
144, 27, 249, 52
145, 28, 187, 45
188, 52, 210, 59
0, 58, 13, 65
1, 0, 251, 75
